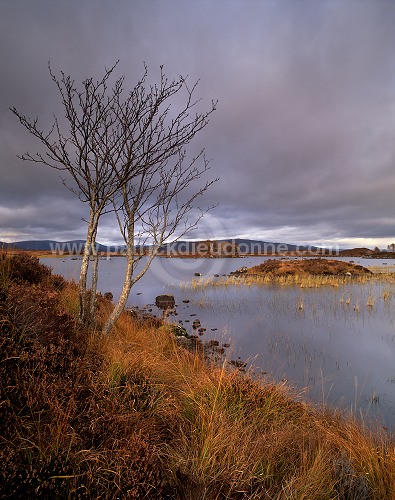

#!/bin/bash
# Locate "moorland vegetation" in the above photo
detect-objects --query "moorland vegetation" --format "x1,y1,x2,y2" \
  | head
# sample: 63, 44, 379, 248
1, 252, 395, 499
242, 258, 372, 277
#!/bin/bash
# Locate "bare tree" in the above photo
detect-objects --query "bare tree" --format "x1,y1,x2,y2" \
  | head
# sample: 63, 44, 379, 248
11, 62, 217, 330
387, 243, 395, 252
11, 62, 137, 325
100, 68, 218, 334
102, 149, 216, 335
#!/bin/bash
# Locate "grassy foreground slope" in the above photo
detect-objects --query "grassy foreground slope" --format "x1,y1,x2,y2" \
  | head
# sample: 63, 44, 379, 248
1, 253, 394, 499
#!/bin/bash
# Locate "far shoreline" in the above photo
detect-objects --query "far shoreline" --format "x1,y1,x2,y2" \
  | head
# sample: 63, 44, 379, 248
14, 249, 395, 260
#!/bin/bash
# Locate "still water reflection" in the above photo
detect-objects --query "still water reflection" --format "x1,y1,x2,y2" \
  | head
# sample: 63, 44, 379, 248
42, 256, 395, 427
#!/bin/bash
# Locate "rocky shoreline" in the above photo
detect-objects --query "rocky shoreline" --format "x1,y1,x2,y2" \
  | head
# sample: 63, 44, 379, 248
108, 258, 374, 369
123, 296, 246, 370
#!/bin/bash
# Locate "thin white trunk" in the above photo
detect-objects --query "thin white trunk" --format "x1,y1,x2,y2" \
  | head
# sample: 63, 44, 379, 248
89, 252, 99, 322
102, 248, 134, 335
101, 245, 160, 335
89, 227, 99, 322
79, 209, 99, 326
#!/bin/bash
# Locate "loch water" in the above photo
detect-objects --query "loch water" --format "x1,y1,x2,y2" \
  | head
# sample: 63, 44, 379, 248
42, 255, 395, 428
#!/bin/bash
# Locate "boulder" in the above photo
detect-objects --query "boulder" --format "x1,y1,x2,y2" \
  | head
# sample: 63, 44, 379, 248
155, 294, 175, 310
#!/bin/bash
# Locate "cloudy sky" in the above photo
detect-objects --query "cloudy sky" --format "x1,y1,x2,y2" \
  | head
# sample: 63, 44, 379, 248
1, 0, 395, 249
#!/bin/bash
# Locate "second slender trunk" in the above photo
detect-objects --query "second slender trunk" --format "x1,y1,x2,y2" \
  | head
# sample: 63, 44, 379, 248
102, 248, 134, 335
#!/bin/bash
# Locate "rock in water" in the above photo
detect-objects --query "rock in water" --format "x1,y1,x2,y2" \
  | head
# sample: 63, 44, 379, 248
155, 294, 175, 310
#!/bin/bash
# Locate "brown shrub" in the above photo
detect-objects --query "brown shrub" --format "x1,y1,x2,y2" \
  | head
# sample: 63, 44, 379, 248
0, 434, 168, 499
2, 252, 52, 284
7, 282, 75, 343
0, 273, 170, 498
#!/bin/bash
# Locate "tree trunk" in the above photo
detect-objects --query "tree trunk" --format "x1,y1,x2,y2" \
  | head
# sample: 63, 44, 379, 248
79, 209, 99, 326
102, 245, 160, 335
89, 226, 99, 323
102, 247, 134, 335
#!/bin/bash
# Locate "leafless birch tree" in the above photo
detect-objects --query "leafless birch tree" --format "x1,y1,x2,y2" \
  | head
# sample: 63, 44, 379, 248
12, 63, 138, 324
100, 68, 218, 334
11, 62, 217, 330
102, 148, 216, 335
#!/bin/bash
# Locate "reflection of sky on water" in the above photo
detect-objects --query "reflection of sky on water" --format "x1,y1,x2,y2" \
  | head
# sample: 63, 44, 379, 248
43, 256, 395, 428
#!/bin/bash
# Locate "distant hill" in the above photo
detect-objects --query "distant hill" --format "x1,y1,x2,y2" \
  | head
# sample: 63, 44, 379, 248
1, 238, 324, 255
159, 238, 322, 255
0, 240, 111, 253
338, 247, 374, 257
232, 239, 318, 253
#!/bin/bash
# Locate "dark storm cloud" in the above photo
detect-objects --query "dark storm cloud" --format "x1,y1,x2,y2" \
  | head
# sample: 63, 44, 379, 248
1, 0, 395, 247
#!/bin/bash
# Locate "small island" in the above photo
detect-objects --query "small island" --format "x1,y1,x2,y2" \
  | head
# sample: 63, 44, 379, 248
236, 258, 372, 277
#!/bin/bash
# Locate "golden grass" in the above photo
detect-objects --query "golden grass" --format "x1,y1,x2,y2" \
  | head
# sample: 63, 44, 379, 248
2, 253, 395, 498
183, 269, 395, 292
92, 297, 395, 498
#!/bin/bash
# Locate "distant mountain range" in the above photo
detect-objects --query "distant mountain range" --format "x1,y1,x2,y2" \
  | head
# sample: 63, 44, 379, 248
2, 239, 390, 258
0, 238, 322, 254
0, 240, 111, 253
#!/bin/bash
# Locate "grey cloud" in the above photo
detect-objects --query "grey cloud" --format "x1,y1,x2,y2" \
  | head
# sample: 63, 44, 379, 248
1, 0, 395, 248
